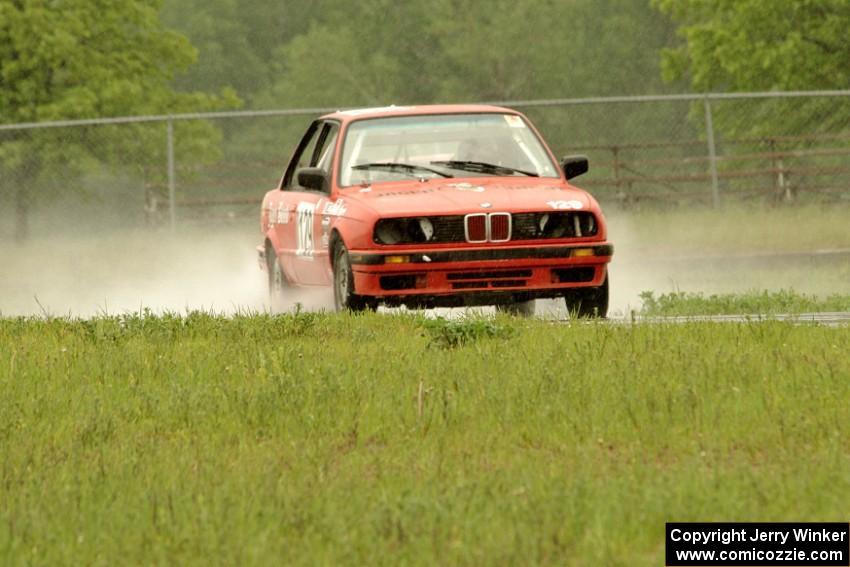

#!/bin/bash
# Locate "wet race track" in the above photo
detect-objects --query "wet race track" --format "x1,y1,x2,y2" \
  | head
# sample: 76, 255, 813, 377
1, 224, 848, 322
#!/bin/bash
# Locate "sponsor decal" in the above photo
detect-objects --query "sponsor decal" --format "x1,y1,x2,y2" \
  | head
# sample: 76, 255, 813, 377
266, 202, 289, 227
546, 199, 583, 210
375, 188, 437, 198
322, 199, 347, 217
448, 182, 485, 193
276, 201, 289, 224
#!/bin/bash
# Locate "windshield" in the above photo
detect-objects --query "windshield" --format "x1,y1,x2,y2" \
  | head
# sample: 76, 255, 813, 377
339, 113, 559, 186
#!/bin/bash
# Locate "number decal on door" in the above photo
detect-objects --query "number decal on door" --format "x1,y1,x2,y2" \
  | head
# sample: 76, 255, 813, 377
296, 202, 315, 259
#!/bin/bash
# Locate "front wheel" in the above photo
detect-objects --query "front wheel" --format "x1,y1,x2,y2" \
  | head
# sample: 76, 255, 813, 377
563, 274, 609, 318
332, 243, 376, 312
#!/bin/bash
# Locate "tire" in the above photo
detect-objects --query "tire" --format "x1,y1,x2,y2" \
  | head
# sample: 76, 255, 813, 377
268, 247, 289, 313
332, 243, 376, 312
495, 299, 536, 317
563, 274, 609, 318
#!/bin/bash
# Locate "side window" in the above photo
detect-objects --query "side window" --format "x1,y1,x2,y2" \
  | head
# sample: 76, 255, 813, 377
280, 120, 339, 192
313, 123, 339, 175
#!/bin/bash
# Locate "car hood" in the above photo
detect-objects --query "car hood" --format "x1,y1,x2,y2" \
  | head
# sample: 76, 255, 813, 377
339, 178, 594, 216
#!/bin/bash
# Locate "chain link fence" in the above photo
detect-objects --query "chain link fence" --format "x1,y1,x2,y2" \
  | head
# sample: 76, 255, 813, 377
2, 91, 849, 239
521, 91, 850, 208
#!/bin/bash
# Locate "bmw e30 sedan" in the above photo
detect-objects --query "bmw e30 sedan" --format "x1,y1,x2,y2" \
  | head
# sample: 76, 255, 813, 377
258, 104, 612, 316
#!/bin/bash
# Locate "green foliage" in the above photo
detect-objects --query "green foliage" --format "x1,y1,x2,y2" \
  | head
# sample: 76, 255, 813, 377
244, 0, 679, 112
0, 0, 224, 123
655, 0, 850, 92
419, 315, 517, 349
159, 0, 321, 106
639, 289, 850, 316
158, 0, 681, 112
430, 0, 679, 103
1, 313, 849, 564
0, 0, 238, 237
654, 0, 850, 137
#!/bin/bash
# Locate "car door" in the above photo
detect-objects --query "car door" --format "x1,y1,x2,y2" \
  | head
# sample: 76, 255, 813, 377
273, 120, 340, 286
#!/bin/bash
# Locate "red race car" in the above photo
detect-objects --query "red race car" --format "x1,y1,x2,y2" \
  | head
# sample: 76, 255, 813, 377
258, 104, 613, 316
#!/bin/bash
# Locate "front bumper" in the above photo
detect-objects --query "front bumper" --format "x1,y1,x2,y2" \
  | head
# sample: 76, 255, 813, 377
349, 242, 613, 301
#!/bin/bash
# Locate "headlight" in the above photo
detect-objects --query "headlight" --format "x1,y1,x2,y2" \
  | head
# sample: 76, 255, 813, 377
538, 212, 569, 238
375, 219, 404, 244
373, 217, 435, 244
417, 218, 434, 241
535, 212, 598, 238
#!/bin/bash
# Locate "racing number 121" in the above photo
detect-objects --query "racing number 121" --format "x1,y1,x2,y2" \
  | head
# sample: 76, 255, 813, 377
296, 202, 315, 258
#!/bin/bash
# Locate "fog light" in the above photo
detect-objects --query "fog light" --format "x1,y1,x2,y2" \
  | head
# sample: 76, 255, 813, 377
573, 248, 594, 257
385, 255, 411, 264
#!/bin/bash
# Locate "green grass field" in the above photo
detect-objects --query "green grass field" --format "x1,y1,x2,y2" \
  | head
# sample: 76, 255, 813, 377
2, 312, 849, 566
639, 289, 850, 316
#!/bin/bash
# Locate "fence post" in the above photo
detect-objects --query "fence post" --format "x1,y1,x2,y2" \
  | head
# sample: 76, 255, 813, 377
703, 97, 720, 208
611, 145, 622, 186
768, 138, 790, 203
611, 145, 629, 206
167, 118, 176, 230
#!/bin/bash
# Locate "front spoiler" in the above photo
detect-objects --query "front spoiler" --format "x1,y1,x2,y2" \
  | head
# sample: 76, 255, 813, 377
349, 243, 613, 265
349, 242, 612, 301
377, 283, 607, 308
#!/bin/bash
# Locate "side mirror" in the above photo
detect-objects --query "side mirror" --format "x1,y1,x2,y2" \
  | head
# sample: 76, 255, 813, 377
296, 167, 329, 193
561, 155, 589, 180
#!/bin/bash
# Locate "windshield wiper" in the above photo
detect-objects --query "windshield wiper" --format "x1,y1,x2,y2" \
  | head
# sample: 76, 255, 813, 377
430, 160, 538, 177
352, 162, 453, 178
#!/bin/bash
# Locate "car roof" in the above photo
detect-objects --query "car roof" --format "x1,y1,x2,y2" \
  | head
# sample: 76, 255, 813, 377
320, 104, 520, 122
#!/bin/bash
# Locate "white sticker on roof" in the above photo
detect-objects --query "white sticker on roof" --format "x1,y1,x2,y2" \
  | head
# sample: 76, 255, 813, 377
504, 115, 525, 128
338, 106, 414, 116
